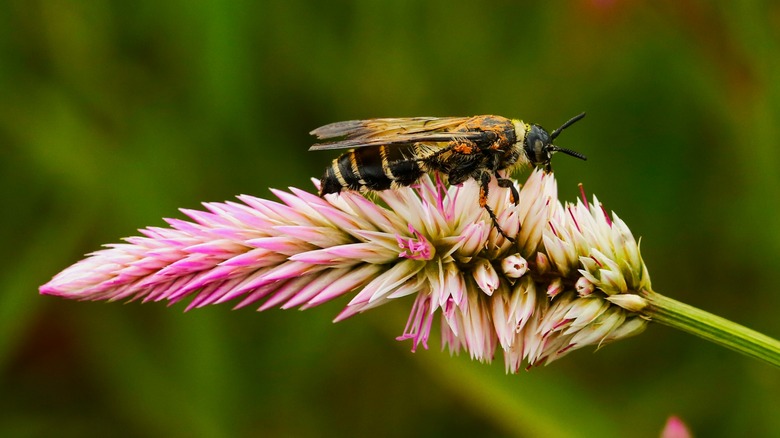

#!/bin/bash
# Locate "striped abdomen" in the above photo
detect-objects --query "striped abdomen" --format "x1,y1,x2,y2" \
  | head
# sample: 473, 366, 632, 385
319, 144, 425, 195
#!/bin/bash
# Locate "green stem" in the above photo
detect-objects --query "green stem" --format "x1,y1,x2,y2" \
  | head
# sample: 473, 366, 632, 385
640, 289, 780, 368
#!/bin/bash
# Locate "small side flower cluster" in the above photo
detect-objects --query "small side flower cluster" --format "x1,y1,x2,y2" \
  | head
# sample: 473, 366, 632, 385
41, 170, 651, 372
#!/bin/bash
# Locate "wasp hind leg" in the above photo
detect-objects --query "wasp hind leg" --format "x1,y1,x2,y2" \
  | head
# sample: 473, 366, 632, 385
478, 172, 516, 243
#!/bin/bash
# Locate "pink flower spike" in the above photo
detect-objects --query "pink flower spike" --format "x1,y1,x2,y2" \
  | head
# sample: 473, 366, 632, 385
40, 170, 652, 372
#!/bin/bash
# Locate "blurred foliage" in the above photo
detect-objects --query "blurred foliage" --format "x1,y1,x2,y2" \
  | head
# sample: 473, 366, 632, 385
2, 0, 780, 437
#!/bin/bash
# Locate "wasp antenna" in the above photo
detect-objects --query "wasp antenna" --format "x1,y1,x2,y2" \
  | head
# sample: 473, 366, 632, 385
551, 146, 587, 161
550, 112, 586, 140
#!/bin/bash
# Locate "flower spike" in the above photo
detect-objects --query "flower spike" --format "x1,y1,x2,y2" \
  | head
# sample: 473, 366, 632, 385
40, 170, 657, 371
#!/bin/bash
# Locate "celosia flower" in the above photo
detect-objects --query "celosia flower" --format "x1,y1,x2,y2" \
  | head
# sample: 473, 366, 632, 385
41, 169, 653, 372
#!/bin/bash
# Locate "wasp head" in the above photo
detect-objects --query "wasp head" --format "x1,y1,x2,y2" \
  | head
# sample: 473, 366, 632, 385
524, 112, 588, 171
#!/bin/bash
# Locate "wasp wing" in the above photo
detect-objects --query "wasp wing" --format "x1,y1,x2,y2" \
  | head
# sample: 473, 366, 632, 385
309, 117, 486, 151
308, 133, 487, 151
311, 117, 466, 139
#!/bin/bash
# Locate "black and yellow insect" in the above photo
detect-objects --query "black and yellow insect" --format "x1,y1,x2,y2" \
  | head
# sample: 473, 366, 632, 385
309, 113, 587, 241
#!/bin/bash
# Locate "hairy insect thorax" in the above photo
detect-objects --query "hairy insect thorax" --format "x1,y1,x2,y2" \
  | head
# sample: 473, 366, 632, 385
508, 119, 532, 171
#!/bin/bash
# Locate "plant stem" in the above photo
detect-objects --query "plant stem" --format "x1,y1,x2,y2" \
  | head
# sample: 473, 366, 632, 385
640, 289, 780, 368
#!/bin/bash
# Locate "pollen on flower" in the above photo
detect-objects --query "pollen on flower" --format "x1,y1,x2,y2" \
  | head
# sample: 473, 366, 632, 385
40, 169, 652, 372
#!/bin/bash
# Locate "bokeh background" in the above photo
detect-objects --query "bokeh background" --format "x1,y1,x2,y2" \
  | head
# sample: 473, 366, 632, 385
2, 0, 780, 437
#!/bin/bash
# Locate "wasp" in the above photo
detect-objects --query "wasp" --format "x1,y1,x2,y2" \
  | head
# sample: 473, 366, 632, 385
309, 113, 587, 242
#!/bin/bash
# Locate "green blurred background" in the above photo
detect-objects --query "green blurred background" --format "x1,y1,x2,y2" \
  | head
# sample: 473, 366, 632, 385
2, 0, 779, 436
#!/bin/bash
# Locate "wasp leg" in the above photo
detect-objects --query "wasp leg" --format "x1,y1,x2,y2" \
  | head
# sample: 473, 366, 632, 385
479, 172, 516, 243
495, 172, 520, 205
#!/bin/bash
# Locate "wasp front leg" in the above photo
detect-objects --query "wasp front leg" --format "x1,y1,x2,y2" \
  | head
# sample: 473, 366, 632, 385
495, 172, 520, 205
478, 172, 516, 243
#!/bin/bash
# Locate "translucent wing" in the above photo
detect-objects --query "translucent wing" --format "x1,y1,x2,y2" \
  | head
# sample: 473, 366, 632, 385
309, 117, 488, 151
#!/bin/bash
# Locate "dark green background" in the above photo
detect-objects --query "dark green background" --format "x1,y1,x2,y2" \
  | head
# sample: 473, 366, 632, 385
2, 1, 779, 437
